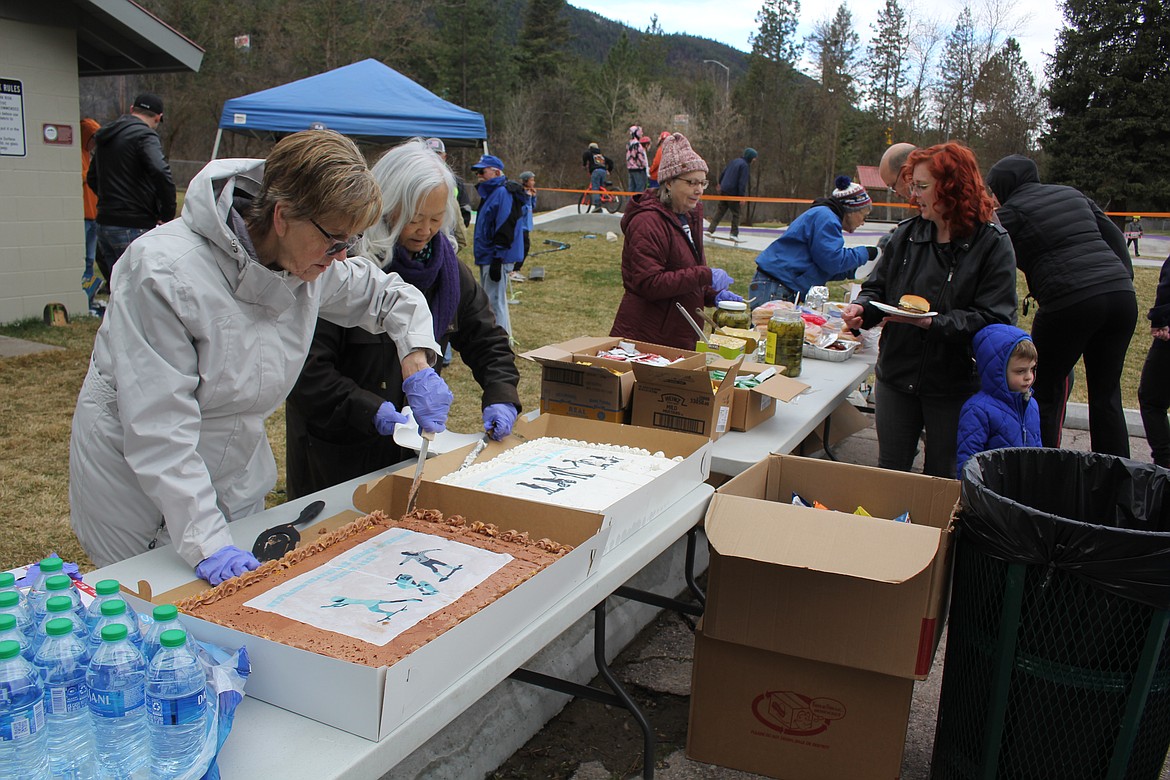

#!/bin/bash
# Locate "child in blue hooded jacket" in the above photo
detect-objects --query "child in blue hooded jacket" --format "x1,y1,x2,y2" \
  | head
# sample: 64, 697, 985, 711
955, 323, 1042, 478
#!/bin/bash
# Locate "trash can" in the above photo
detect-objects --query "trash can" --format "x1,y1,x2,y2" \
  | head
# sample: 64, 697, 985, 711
932, 448, 1170, 780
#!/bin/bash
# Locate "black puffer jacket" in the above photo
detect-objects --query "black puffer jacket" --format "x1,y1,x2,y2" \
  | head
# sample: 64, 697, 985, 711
87, 114, 176, 229
986, 155, 1133, 312
857, 216, 1018, 396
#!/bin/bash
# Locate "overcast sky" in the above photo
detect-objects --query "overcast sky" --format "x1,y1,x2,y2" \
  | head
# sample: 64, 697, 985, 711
571, 0, 1064, 79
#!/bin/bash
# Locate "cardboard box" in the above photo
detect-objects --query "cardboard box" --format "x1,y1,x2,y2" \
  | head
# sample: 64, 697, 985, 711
125, 463, 619, 741
704, 455, 960, 679
522, 337, 704, 422
392, 413, 712, 555
709, 359, 808, 432
687, 627, 914, 780
630, 361, 741, 440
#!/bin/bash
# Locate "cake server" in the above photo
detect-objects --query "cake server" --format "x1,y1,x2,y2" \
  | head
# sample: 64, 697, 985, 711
251, 499, 326, 562
405, 430, 434, 514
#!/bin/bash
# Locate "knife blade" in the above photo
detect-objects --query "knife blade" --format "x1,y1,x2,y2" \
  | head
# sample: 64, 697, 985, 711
405, 430, 434, 514
457, 435, 489, 472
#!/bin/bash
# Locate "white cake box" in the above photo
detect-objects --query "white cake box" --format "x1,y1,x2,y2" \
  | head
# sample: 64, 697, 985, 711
122, 416, 709, 742
124, 476, 613, 741
386, 413, 713, 555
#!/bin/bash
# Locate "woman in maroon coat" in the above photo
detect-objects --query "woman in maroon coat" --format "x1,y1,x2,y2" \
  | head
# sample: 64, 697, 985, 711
610, 133, 741, 350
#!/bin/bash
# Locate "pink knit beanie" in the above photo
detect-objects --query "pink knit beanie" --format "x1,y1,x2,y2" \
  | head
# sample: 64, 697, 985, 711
656, 133, 708, 182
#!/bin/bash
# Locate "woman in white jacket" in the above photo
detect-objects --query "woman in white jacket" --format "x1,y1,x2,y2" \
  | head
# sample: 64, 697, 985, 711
69, 130, 453, 584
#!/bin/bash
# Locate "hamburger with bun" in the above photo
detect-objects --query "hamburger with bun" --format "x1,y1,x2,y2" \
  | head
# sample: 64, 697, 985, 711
897, 294, 931, 315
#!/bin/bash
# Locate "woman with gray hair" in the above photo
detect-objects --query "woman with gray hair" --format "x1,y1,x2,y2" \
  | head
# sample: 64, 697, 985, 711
68, 130, 453, 584
285, 138, 520, 500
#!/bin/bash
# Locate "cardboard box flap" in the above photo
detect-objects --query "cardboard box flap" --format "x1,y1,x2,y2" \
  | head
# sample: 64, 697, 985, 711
705, 493, 943, 584
520, 336, 615, 361
630, 361, 713, 391
753, 374, 808, 402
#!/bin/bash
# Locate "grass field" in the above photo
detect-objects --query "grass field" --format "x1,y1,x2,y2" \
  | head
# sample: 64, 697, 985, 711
0, 230, 1159, 571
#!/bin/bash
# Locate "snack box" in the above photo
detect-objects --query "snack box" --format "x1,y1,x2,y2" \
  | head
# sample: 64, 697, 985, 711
522, 337, 705, 423
630, 359, 742, 441
707, 358, 807, 432
703, 454, 960, 679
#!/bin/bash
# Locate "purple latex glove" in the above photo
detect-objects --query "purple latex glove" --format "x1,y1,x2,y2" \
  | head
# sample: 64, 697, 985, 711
14, 555, 81, 588
195, 546, 260, 586
402, 367, 454, 434
374, 401, 409, 436
714, 289, 744, 304
710, 267, 734, 292
482, 403, 518, 441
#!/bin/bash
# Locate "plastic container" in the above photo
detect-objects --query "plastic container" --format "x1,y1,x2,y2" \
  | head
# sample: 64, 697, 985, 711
142, 604, 196, 663
88, 599, 144, 658
43, 573, 86, 623
0, 638, 49, 777
0, 613, 34, 662
0, 590, 33, 639
147, 629, 209, 778
0, 571, 26, 612
84, 578, 122, 632
34, 617, 95, 778
27, 556, 65, 622
713, 300, 750, 330
766, 309, 805, 377
87, 623, 149, 777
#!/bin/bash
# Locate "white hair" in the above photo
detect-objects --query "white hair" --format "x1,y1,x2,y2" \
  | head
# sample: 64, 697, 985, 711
358, 137, 458, 261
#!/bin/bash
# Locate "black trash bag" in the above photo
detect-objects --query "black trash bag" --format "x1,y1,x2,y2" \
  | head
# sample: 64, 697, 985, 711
960, 448, 1170, 610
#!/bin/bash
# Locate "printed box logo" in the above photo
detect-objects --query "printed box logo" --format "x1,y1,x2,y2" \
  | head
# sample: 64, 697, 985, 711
752, 690, 846, 736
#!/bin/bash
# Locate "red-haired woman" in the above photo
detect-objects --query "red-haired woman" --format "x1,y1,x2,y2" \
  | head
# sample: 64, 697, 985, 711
842, 142, 1017, 477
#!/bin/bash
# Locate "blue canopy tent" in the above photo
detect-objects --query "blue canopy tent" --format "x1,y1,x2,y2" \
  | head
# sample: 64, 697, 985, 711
211, 59, 487, 157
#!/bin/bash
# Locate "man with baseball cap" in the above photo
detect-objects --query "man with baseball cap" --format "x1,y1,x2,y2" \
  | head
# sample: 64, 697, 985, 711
87, 92, 177, 283
471, 153, 526, 338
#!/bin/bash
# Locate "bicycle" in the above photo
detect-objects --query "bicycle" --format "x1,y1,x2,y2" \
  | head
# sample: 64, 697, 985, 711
577, 179, 623, 214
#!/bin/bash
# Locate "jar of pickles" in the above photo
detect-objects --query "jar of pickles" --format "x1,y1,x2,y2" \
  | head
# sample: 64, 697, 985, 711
767, 309, 804, 377
713, 300, 750, 330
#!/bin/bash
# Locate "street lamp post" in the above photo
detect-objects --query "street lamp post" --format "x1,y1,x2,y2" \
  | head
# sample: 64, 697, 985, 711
702, 59, 730, 101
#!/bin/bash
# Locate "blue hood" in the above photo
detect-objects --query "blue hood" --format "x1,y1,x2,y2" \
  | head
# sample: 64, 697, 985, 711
973, 323, 1032, 403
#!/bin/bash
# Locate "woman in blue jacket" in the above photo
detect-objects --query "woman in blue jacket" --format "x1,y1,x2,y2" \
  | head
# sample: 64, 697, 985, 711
750, 176, 879, 304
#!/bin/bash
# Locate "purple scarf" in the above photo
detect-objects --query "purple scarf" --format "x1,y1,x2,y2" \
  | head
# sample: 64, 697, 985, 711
386, 235, 461, 342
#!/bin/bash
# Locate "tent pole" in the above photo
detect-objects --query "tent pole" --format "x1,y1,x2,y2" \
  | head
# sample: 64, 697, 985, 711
211, 129, 223, 161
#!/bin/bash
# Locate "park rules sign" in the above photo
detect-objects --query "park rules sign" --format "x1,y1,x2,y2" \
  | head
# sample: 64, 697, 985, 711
0, 78, 26, 157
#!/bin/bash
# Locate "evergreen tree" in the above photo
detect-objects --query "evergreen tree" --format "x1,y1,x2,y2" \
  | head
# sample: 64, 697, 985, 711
750, 0, 802, 64
434, 0, 518, 132
1045, 0, 1170, 211
865, 0, 909, 135
973, 38, 1042, 164
936, 6, 980, 142
517, 0, 570, 81
807, 4, 860, 190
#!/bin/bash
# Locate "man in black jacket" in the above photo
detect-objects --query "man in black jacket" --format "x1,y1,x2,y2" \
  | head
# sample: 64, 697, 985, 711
87, 92, 176, 281
986, 154, 1137, 456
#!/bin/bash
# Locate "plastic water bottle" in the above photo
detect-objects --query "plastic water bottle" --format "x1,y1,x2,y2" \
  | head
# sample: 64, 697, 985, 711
34, 617, 95, 779
87, 623, 148, 777
44, 573, 86, 623
27, 555, 65, 621
0, 589, 33, 638
0, 571, 27, 611
142, 604, 196, 663
88, 599, 143, 658
146, 629, 209, 777
35, 595, 90, 660
0, 638, 49, 777
84, 579, 122, 632
0, 613, 34, 662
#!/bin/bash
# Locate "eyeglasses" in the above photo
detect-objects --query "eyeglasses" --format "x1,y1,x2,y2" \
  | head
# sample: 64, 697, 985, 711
309, 218, 362, 256
678, 178, 709, 190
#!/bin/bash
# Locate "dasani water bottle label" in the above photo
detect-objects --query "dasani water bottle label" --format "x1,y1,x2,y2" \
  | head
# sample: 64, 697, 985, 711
46, 681, 89, 715
0, 697, 45, 739
147, 688, 206, 726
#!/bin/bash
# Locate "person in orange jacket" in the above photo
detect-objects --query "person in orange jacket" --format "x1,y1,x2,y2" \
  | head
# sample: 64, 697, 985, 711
80, 117, 102, 309
648, 130, 671, 188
